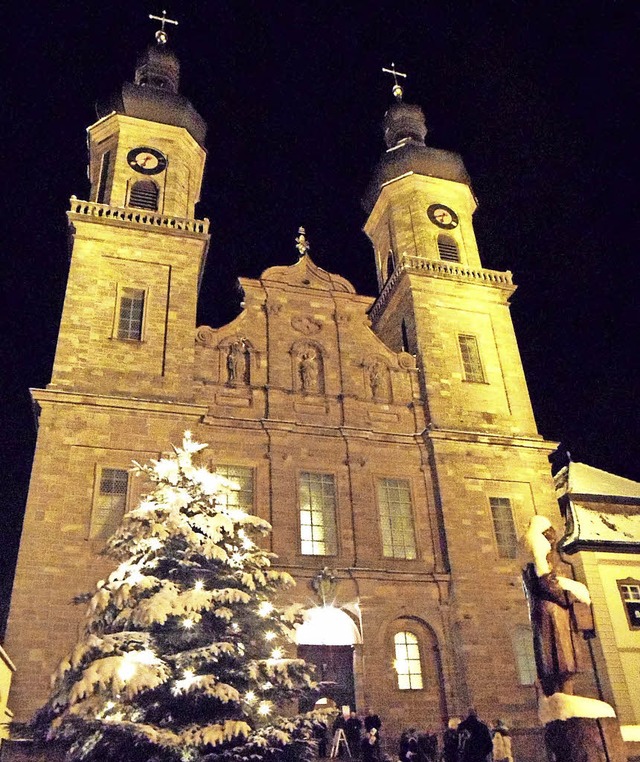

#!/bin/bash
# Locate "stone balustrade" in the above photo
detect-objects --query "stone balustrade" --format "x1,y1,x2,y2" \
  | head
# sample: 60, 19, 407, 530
369, 255, 514, 323
68, 197, 210, 235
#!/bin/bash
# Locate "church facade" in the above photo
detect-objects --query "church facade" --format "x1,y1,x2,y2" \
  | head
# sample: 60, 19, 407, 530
5, 36, 585, 758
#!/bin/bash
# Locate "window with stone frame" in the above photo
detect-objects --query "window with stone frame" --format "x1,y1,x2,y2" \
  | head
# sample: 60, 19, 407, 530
377, 478, 417, 559
457, 334, 485, 383
511, 625, 537, 685
211, 465, 254, 514
116, 287, 145, 341
489, 497, 518, 559
91, 467, 129, 539
617, 578, 640, 630
393, 631, 424, 690
299, 472, 338, 556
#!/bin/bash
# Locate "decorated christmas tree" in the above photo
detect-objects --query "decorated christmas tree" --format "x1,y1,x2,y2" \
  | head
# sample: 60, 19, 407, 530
34, 432, 321, 762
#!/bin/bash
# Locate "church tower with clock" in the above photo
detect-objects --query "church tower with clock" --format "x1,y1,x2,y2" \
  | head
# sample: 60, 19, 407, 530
6, 28, 592, 761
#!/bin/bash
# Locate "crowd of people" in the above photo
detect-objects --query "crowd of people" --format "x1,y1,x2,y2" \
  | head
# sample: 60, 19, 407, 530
315, 708, 513, 762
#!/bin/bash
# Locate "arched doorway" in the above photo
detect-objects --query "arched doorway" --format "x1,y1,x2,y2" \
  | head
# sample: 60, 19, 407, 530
296, 606, 361, 712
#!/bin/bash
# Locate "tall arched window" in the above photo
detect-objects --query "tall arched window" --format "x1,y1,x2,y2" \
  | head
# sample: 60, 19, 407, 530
129, 180, 159, 211
393, 631, 423, 689
437, 234, 460, 262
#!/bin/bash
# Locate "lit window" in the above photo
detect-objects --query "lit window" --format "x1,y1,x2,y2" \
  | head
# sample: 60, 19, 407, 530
212, 465, 254, 513
117, 288, 145, 341
511, 625, 536, 685
437, 234, 460, 262
129, 180, 159, 211
91, 468, 128, 539
299, 473, 337, 556
378, 478, 417, 559
618, 579, 640, 630
458, 334, 485, 383
490, 497, 518, 559
394, 631, 423, 690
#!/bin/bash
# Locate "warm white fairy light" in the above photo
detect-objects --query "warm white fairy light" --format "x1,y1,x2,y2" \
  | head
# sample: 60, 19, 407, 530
244, 690, 257, 703
105, 700, 115, 711
182, 617, 195, 629
242, 536, 254, 550
231, 622, 240, 632
265, 631, 276, 641
257, 701, 272, 716
262, 681, 273, 690
118, 649, 157, 681
270, 647, 284, 660
230, 551, 244, 566
172, 669, 197, 695
194, 580, 205, 591
258, 601, 274, 617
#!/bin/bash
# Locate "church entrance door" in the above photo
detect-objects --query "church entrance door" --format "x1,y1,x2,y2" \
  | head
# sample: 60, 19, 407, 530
297, 644, 355, 712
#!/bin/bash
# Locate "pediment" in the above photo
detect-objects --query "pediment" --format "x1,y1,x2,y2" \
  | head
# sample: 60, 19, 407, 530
260, 254, 355, 294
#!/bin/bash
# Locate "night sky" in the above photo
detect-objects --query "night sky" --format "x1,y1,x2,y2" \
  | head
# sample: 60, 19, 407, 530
2, 2, 638, 634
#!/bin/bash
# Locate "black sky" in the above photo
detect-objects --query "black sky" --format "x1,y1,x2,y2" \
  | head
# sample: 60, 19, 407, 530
2, 2, 639, 633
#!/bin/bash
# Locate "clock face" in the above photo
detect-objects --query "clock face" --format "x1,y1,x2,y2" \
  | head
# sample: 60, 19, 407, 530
427, 203, 459, 230
127, 147, 167, 175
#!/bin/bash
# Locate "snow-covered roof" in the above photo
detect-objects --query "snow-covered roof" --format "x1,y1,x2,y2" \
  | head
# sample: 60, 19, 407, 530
557, 461, 640, 500
563, 502, 640, 549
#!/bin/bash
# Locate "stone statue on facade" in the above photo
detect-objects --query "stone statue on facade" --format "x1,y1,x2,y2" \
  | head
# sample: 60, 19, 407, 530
226, 341, 245, 384
299, 348, 319, 392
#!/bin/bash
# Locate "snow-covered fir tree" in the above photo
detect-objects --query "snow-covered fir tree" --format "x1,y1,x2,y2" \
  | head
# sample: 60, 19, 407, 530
34, 432, 323, 762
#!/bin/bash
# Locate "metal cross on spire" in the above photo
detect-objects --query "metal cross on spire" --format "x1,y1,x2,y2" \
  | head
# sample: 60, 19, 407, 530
149, 9, 179, 45
382, 62, 407, 100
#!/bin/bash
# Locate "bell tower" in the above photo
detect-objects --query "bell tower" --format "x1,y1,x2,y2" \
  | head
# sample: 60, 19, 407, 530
364, 75, 537, 437
51, 20, 209, 400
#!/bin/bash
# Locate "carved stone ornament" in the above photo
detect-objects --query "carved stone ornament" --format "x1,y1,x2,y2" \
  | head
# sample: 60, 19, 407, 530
311, 567, 338, 605
397, 351, 416, 370
291, 315, 322, 335
195, 325, 216, 347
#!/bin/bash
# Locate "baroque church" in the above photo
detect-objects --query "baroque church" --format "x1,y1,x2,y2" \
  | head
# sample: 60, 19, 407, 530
5, 28, 614, 760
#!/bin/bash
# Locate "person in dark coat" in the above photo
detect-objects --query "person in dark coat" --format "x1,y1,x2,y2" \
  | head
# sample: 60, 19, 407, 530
364, 709, 382, 736
457, 710, 493, 762
416, 731, 438, 762
442, 718, 461, 762
361, 728, 381, 762
345, 711, 363, 758
399, 729, 418, 762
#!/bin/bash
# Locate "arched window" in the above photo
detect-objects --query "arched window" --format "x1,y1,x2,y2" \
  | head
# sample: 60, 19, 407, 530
393, 631, 423, 689
437, 234, 460, 262
129, 180, 159, 211
511, 625, 536, 685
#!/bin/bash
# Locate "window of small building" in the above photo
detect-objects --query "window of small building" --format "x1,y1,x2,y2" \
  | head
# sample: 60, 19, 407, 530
377, 478, 417, 559
511, 625, 536, 685
393, 631, 424, 690
117, 288, 145, 341
211, 465, 254, 514
91, 467, 128, 539
457, 334, 485, 383
129, 179, 159, 211
299, 472, 338, 556
618, 579, 640, 630
490, 497, 518, 559
437, 234, 460, 262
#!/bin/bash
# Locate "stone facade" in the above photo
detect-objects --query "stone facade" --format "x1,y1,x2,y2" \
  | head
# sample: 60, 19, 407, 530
4, 42, 605, 762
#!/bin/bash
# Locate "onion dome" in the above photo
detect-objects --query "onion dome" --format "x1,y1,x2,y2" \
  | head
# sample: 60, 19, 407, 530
96, 40, 206, 148
363, 98, 471, 213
